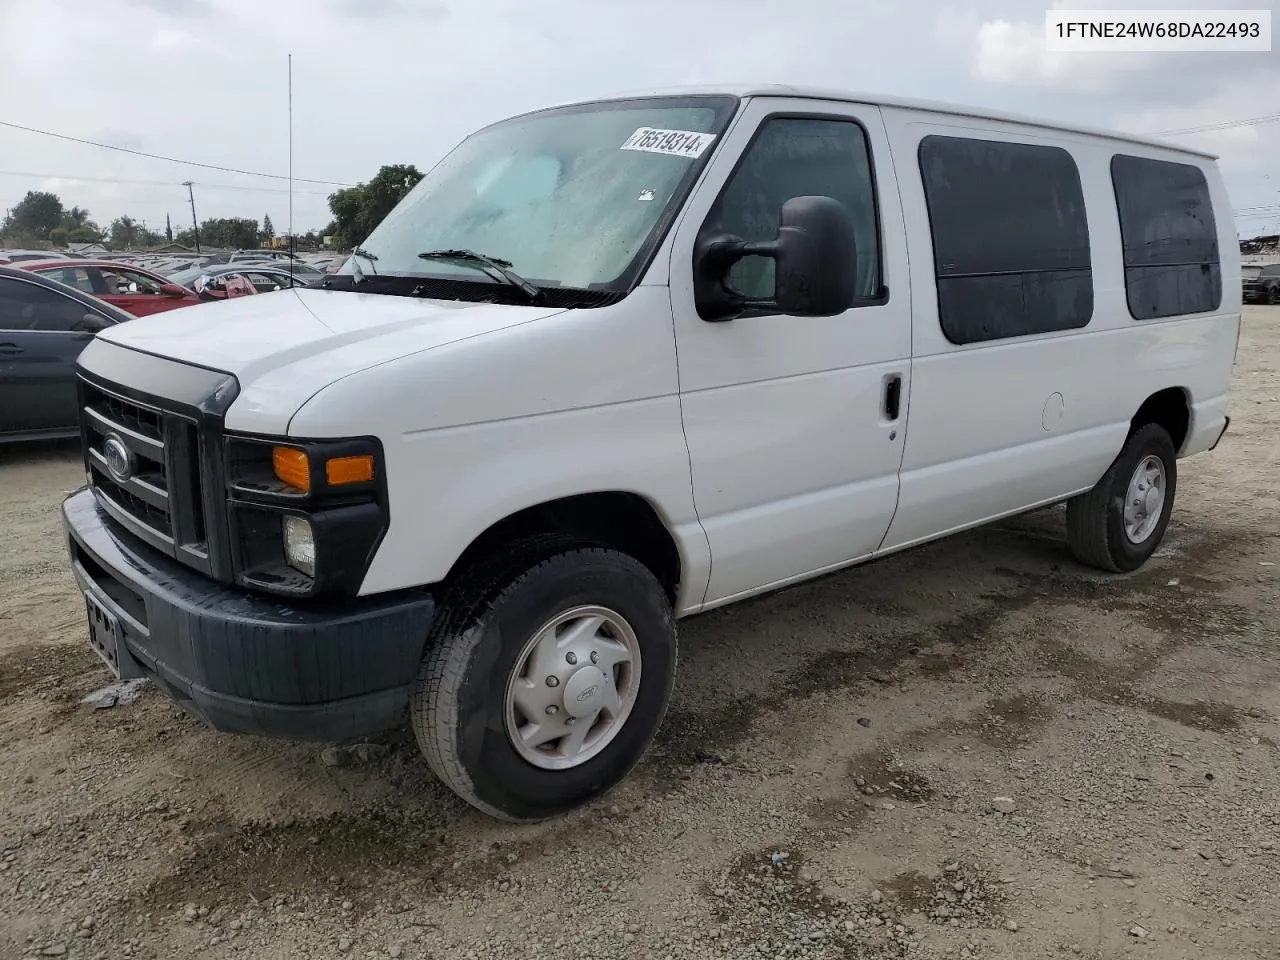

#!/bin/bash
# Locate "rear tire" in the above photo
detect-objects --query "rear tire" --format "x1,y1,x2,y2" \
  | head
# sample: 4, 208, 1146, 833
1269, 284, 1280, 305
1066, 423, 1177, 573
411, 546, 676, 822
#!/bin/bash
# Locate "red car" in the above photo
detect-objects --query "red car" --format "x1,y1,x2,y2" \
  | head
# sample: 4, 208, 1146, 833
18, 259, 200, 317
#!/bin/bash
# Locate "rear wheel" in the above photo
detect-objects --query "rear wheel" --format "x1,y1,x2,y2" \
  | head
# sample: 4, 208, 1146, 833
1268, 283, 1280, 305
1065, 423, 1178, 573
411, 546, 676, 821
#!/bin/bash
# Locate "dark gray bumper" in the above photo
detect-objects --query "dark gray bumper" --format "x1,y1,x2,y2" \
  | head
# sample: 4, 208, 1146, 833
62, 488, 434, 742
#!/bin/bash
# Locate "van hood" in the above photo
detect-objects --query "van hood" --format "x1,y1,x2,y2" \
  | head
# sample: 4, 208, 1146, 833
97, 288, 565, 435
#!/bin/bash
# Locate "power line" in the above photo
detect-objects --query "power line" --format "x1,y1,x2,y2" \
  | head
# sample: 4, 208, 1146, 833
0, 118, 353, 187
1154, 112, 1280, 137
0, 169, 332, 197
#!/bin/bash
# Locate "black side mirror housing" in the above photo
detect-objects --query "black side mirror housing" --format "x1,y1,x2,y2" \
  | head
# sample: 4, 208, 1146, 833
694, 195, 859, 322
75, 312, 111, 334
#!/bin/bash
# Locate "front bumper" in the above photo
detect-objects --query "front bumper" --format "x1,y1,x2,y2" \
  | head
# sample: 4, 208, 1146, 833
62, 488, 434, 742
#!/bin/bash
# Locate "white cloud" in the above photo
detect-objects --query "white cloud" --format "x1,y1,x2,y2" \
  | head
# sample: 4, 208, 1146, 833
973, 17, 1154, 91
0, 0, 1276, 237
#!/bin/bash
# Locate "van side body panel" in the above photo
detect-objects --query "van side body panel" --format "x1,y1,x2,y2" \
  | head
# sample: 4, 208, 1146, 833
876, 105, 1238, 553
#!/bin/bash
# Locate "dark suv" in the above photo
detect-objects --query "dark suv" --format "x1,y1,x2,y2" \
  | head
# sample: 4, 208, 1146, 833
1243, 263, 1280, 304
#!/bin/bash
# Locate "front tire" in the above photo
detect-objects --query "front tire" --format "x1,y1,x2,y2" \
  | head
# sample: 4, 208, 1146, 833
1065, 423, 1178, 573
411, 547, 676, 822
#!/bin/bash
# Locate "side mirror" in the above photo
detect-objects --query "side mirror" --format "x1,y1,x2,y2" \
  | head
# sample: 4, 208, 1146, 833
160, 282, 188, 298
693, 195, 859, 322
75, 312, 112, 334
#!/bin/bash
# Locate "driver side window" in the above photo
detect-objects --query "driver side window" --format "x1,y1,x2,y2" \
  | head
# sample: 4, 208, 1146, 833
101, 268, 163, 295
706, 116, 882, 305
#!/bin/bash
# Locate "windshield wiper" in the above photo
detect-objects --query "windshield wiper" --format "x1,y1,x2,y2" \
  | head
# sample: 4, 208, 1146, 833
349, 246, 379, 283
418, 249, 540, 300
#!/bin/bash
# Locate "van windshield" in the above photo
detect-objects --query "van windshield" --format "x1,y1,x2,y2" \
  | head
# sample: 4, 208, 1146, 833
1243, 266, 1262, 278
341, 96, 738, 295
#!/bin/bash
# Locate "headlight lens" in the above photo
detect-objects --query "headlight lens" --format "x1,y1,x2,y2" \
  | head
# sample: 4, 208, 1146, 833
282, 515, 316, 577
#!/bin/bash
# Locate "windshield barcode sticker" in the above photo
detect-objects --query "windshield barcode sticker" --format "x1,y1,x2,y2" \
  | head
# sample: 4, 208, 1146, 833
621, 127, 717, 159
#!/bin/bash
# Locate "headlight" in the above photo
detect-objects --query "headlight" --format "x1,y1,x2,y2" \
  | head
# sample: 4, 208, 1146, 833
282, 515, 316, 577
225, 434, 386, 597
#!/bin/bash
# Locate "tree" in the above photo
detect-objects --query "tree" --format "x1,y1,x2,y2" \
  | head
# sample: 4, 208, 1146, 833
63, 206, 92, 229
262, 213, 275, 243
2, 191, 65, 242
327, 164, 423, 249
165, 214, 173, 242
109, 216, 141, 250
107, 216, 161, 250
197, 217, 260, 249
50, 223, 102, 248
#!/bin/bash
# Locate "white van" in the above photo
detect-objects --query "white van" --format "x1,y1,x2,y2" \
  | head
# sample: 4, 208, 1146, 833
63, 85, 1239, 821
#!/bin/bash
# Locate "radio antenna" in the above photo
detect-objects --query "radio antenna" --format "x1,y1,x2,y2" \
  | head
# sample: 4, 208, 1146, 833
287, 52, 294, 285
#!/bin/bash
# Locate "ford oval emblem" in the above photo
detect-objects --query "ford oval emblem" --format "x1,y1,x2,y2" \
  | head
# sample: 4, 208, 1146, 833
103, 435, 133, 484
576, 685, 599, 702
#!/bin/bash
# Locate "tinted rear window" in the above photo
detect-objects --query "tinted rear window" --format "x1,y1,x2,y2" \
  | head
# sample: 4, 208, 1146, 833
1110, 154, 1221, 319
918, 135, 1093, 345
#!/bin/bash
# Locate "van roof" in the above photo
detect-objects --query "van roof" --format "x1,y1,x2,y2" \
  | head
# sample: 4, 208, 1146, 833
552, 84, 1216, 160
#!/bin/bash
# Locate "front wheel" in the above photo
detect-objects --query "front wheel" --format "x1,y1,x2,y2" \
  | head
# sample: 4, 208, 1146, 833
1065, 422, 1178, 573
411, 547, 676, 821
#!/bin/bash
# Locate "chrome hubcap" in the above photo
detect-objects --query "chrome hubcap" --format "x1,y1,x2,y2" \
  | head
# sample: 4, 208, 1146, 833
1123, 454, 1166, 544
504, 605, 641, 771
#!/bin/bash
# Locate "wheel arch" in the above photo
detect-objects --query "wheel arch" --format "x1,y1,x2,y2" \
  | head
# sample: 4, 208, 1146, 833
440, 490, 689, 607
1130, 386, 1191, 454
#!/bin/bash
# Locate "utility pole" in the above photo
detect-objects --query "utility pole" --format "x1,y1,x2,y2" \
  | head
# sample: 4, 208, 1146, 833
182, 180, 200, 253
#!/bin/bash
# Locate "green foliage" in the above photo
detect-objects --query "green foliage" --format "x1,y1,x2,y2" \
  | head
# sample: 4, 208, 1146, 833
2, 191, 65, 243
327, 164, 423, 250
6, 191, 63, 237
197, 217, 261, 249
107, 216, 161, 250
0, 186, 336, 253
1, 193, 106, 247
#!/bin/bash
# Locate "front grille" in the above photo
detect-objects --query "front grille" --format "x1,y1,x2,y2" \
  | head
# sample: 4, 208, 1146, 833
81, 379, 211, 574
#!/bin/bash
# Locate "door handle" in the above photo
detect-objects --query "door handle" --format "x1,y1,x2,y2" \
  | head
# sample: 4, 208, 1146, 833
0, 342, 24, 357
883, 374, 903, 421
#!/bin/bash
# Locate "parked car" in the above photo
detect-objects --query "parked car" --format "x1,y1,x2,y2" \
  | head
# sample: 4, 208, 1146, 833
19, 259, 199, 316
0, 265, 135, 442
1242, 263, 1280, 304
0, 249, 70, 264
230, 249, 301, 263
193, 271, 259, 301
168, 261, 317, 293
62, 85, 1238, 823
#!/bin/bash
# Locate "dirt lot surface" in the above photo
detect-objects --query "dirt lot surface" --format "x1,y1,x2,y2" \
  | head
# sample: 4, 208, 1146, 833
2, 307, 1278, 960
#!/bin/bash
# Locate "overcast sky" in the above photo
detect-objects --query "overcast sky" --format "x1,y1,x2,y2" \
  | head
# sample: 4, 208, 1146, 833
0, 0, 1276, 239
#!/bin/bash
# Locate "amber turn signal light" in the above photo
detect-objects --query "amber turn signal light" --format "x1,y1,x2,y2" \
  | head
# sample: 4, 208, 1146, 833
272, 447, 311, 492
325, 454, 375, 486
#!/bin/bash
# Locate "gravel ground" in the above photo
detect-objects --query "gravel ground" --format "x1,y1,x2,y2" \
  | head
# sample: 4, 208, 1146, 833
2, 306, 1278, 960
